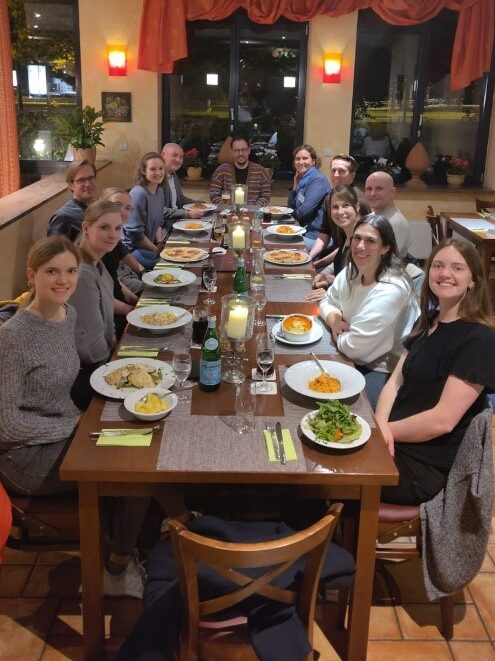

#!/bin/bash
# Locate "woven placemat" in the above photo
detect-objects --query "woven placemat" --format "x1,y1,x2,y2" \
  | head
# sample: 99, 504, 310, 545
168, 226, 212, 243
263, 229, 305, 247
141, 280, 200, 306
264, 274, 312, 302
120, 323, 193, 350
267, 317, 337, 356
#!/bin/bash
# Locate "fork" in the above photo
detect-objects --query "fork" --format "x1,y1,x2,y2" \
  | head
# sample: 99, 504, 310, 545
265, 422, 281, 463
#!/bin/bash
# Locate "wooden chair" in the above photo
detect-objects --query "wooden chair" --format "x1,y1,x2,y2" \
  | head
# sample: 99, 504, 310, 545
376, 502, 453, 639
475, 198, 495, 213
7, 490, 79, 552
169, 503, 344, 661
425, 205, 444, 247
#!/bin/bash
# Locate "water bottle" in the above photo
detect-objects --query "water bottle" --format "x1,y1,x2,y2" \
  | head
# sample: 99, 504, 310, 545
199, 315, 221, 391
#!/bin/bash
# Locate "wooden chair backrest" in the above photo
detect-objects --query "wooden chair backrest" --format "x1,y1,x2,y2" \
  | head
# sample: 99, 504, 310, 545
169, 503, 343, 659
426, 205, 444, 247
475, 198, 495, 213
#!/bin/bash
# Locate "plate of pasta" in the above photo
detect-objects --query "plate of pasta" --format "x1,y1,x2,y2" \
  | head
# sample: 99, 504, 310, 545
126, 305, 192, 331
259, 206, 293, 217
284, 360, 365, 400
172, 220, 212, 234
263, 249, 311, 265
183, 202, 216, 213
301, 401, 370, 450
265, 225, 306, 237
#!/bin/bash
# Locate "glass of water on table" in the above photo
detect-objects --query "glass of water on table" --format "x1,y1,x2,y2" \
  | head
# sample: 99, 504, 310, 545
173, 347, 192, 401
256, 334, 274, 393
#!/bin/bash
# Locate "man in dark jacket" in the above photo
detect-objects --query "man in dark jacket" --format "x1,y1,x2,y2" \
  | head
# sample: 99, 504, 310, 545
47, 160, 97, 240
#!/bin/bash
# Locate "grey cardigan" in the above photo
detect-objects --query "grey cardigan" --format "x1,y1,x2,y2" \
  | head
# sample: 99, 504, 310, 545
162, 173, 194, 224
420, 407, 494, 600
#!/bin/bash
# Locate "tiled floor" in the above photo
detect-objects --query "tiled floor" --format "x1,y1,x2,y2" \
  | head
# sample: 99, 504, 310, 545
1, 412, 494, 661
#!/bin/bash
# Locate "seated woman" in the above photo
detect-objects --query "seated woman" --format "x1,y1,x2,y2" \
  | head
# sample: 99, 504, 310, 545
0, 236, 81, 496
122, 152, 166, 270
69, 200, 122, 410
320, 215, 419, 409
287, 144, 331, 250
376, 239, 495, 505
307, 186, 360, 302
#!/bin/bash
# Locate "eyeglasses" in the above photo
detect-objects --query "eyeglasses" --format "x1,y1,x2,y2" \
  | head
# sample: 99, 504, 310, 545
74, 175, 96, 185
232, 148, 249, 154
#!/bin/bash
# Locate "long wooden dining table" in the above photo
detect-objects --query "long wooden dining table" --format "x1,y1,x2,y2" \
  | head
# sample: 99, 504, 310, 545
60, 220, 398, 660
441, 210, 495, 276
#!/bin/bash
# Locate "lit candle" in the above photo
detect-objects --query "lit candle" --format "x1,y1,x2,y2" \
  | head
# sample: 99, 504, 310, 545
232, 226, 245, 250
226, 305, 248, 339
234, 186, 245, 205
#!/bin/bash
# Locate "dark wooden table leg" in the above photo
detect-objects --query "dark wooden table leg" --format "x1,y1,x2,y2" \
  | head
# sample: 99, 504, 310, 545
79, 482, 104, 660
482, 246, 493, 278
346, 485, 380, 661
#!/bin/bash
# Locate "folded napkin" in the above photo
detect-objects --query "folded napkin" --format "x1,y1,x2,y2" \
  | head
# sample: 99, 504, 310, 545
166, 240, 190, 244
96, 433, 153, 447
155, 263, 184, 269
280, 274, 312, 279
136, 299, 172, 307
263, 429, 298, 462
117, 349, 159, 357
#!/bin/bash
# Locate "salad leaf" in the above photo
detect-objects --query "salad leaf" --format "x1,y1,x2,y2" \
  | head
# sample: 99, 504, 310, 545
308, 401, 361, 443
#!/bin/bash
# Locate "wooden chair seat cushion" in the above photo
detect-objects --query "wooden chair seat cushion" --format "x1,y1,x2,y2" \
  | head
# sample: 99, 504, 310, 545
378, 502, 420, 522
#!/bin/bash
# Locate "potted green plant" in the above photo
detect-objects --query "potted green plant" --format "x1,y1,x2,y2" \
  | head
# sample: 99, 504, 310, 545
183, 148, 204, 180
53, 105, 105, 163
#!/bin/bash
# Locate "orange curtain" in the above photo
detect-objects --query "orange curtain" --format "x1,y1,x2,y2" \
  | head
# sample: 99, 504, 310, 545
138, 0, 494, 91
0, 0, 20, 196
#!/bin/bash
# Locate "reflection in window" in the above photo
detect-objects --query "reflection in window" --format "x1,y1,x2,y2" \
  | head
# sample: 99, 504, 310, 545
9, 0, 79, 162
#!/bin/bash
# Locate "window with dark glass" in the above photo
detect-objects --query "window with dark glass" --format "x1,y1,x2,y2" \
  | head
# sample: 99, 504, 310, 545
350, 9, 494, 186
9, 0, 80, 179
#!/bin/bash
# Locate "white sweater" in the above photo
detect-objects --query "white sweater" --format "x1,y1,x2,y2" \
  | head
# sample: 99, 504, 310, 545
320, 267, 419, 373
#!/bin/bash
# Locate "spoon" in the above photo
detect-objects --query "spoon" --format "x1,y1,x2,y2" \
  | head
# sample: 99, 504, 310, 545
311, 352, 329, 376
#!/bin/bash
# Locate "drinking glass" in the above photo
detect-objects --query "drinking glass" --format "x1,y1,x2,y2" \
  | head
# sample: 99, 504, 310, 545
202, 260, 217, 306
212, 215, 225, 244
173, 349, 192, 400
256, 334, 274, 393
221, 189, 231, 211
234, 380, 256, 434
251, 285, 267, 328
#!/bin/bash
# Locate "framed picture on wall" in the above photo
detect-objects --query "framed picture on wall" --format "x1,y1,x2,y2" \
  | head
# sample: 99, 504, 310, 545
101, 92, 132, 122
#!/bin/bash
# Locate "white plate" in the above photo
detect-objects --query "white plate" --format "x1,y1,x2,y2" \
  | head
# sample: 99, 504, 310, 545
160, 247, 208, 262
124, 387, 178, 421
90, 358, 175, 400
265, 225, 306, 237
259, 206, 293, 217
263, 250, 311, 266
127, 305, 192, 331
284, 360, 365, 400
301, 411, 371, 450
183, 203, 216, 213
172, 220, 212, 234
142, 268, 196, 290
272, 320, 323, 346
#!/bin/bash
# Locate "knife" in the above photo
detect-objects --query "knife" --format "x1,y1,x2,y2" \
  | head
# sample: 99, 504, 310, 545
90, 426, 157, 437
275, 422, 286, 465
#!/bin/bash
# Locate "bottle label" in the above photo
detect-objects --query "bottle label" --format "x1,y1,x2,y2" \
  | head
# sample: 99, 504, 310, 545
204, 338, 219, 350
200, 359, 221, 385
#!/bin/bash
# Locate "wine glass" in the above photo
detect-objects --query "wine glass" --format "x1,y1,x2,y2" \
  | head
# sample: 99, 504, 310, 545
202, 260, 217, 306
251, 285, 267, 328
256, 334, 274, 393
173, 349, 192, 400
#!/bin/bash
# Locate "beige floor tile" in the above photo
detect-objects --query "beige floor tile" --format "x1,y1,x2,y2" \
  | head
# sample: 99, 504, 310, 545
396, 603, 487, 641
36, 551, 80, 566
0, 633, 45, 661
0, 565, 33, 597
22, 564, 81, 599
49, 597, 142, 638
0, 597, 59, 661
368, 604, 402, 640
450, 642, 495, 660
367, 640, 452, 660
2, 547, 38, 566
469, 574, 495, 639
40, 635, 124, 661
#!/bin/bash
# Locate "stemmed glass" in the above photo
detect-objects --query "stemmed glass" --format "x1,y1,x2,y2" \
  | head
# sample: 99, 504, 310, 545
202, 259, 217, 306
173, 348, 192, 401
213, 215, 226, 245
251, 285, 267, 328
256, 334, 274, 393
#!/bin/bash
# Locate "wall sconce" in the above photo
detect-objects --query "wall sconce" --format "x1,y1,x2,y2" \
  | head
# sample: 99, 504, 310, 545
108, 45, 127, 76
323, 53, 342, 84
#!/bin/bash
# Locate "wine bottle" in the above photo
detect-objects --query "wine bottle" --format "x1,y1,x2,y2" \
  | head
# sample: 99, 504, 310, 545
233, 257, 249, 296
199, 315, 221, 391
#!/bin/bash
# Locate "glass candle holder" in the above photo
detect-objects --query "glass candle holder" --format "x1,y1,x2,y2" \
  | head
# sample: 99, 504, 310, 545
231, 184, 247, 209
220, 293, 255, 383
227, 218, 251, 257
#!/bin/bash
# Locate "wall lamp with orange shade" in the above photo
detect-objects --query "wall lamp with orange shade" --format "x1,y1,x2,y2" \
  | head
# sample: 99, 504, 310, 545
108, 45, 127, 76
323, 53, 342, 84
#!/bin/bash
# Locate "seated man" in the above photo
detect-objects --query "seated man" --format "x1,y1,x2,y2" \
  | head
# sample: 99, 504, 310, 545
47, 160, 96, 240
161, 143, 203, 227
328, 154, 370, 216
364, 171, 410, 258
209, 135, 271, 208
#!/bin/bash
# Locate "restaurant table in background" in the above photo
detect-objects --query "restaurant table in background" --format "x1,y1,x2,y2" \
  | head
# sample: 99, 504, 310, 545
441, 211, 495, 276
59, 224, 398, 661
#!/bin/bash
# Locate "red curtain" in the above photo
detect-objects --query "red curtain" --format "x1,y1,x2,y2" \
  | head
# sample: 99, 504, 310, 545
138, 0, 494, 90
0, 0, 20, 196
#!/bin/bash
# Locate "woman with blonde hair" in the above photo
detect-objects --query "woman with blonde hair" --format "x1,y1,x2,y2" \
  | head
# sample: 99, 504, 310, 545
69, 199, 122, 410
0, 236, 81, 495
377, 238, 495, 505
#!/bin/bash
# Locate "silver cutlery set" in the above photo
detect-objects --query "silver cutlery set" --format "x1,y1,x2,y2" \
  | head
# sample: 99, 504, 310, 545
265, 421, 286, 465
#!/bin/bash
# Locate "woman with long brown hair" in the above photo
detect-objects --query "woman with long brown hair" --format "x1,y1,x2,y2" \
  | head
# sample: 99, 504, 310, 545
376, 238, 495, 505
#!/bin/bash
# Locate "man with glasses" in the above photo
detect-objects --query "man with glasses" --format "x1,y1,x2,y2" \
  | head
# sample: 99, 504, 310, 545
209, 136, 271, 207
47, 160, 97, 240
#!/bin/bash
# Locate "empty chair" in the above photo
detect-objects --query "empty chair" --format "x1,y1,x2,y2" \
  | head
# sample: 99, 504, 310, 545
425, 205, 444, 247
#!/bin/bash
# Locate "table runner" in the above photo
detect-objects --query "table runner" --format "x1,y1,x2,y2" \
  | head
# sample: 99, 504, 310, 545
264, 274, 312, 302
267, 316, 337, 356
141, 280, 200, 306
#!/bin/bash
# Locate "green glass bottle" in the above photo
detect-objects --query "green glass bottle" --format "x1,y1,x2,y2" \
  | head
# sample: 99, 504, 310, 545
233, 257, 249, 296
199, 315, 221, 391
